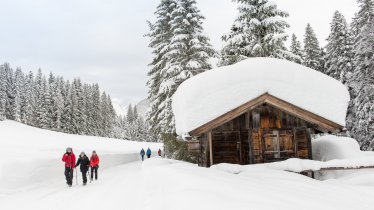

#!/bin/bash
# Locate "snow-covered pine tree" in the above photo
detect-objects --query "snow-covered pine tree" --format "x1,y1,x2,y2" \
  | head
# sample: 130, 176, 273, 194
40, 76, 51, 129
14, 68, 25, 122
319, 47, 327, 74
83, 84, 94, 135
70, 78, 86, 134
220, 0, 291, 66
47, 73, 56, 129
125, 104, 137, 140
134, 116, 148, 142
34, 69, 45, 127
127, 104, 135, 124
133, 106, 138, 121
325, 11, 355, 83
112, 115, 124, 139
147, 0, 214, 134
146, 0, 178, 136
352, 84, 374, 150
91, 83, 102, 136
350, 0, 374, 150
23, 71, 35, 125
49, 75, 64, 131
289, 34, 304, 64
350, 12, 361, 46
106, 95, 117, 138
303, 24, 323, 72
157, 0, 215, 133
100, 92, 109, 137
0, 65, 6, 120
61, 80, 73, 133
3, 64, 17, 120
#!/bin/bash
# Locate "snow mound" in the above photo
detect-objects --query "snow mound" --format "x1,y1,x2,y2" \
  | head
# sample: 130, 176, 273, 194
312, 135, 370, 161
311, 135, 374, 180
266, 136, 374, 173
172, 58, 350, 135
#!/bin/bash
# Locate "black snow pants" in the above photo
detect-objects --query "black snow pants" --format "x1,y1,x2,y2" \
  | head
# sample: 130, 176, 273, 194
64, 167, 74, 186
81, 170, 88, 184
147, 154, 151, 158
91, 166, 98, 180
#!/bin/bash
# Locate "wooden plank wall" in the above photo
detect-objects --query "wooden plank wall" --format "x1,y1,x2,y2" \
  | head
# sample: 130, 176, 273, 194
198, 133, 209, 167
198, 104, 314, 167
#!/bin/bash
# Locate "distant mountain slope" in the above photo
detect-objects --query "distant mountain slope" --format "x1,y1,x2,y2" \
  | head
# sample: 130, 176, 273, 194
135, 98, 150, 119
111, 98, 150, 118
111, 98, 127, 116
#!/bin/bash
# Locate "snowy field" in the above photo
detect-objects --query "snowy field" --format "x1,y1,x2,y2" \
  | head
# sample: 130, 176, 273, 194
0, 121, 162, 195
1, 121, 374, 210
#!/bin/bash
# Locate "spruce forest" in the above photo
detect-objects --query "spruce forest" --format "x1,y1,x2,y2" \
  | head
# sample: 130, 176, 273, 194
0, 65, 157, 142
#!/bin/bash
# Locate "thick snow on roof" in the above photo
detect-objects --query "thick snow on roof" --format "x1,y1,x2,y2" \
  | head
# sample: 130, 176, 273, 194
172, 58, 350, 135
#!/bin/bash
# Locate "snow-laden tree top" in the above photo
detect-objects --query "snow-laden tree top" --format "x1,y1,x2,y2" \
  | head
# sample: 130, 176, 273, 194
172, 58, 350, 135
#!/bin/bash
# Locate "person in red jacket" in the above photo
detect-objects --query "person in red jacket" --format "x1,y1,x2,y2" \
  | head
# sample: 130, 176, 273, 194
62, 147, 76, 187
90, 150, 100, 181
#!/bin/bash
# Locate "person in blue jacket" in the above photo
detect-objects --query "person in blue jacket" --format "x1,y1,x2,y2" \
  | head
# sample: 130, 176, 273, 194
146, 147, 151, 158
140, 148, 145, 161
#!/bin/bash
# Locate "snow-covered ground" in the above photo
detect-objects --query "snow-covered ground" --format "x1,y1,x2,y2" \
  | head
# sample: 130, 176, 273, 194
0, 121, 162, 194
1, 121, 374, 210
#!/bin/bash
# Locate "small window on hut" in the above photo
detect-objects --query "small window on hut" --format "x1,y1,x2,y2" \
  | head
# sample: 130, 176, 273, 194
263, 130, 295, 161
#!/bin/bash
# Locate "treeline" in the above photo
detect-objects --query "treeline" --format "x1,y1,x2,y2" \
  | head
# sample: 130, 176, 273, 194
147, 0, 374, 155
0, 63, 158, 142
116, 104, 158, 142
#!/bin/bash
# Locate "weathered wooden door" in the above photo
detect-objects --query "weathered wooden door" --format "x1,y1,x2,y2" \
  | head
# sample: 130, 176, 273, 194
212, 131, 241, 164
240, 130, 250, 165
294, 128, 312, 159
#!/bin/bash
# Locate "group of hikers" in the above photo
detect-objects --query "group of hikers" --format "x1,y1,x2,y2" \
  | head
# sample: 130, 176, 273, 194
62, 147, 162, 187
62, 147, 99, 187
140, 147, 162, 161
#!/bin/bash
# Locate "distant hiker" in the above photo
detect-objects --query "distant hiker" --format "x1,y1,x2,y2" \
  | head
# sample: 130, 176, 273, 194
75, 152, 90, 185
146, 147, 151, 158
140, 148, 145, 161
62, 147, 76, 187
90, 150, 100, 181
158, 149, 161, 157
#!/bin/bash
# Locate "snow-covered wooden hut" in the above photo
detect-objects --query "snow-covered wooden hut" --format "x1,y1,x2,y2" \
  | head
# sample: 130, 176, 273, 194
172, 58, 350, 167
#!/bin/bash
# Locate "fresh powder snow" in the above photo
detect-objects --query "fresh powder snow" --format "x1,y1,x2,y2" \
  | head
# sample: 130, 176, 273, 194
173, 57, 350, 135
1, 121, 374, 210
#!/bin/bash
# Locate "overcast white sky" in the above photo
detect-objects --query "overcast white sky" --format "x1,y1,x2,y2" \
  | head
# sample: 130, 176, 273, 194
0, 0, 357, 107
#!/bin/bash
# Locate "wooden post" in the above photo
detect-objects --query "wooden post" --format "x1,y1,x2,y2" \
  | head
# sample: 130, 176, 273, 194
248, 129, 254, 164
238, 132, 242, 164
306, 128, 313, 160
293, 128, 297, 157
208, 131, 213, 166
